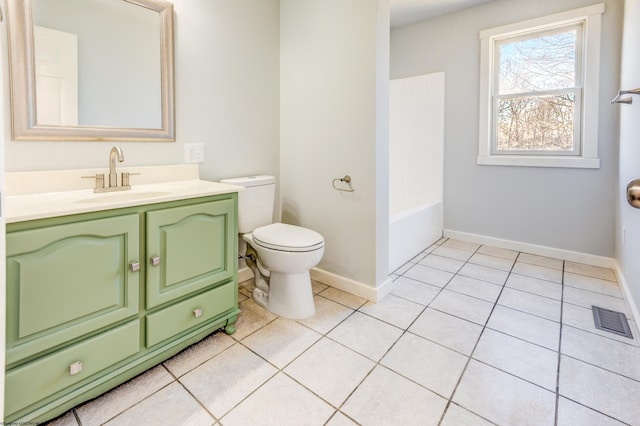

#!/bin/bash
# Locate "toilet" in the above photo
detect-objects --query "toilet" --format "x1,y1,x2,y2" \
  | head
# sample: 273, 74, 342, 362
220, 175, 324, 319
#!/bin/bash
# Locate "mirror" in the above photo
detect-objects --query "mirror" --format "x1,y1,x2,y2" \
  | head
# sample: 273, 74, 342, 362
6, 0, 175, 141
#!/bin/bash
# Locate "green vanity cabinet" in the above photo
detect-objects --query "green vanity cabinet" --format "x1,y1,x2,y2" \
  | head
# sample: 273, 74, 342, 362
4, 193, 239, 424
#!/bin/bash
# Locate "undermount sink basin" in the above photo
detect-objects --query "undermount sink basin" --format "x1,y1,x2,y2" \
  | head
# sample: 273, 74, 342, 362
75, 191, 172, 204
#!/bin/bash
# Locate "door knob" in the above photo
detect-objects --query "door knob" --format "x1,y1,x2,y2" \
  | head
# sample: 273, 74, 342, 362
627, 179, 640, 209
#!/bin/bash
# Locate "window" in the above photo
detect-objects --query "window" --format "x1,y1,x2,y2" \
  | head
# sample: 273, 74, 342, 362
477, 4, 604, 168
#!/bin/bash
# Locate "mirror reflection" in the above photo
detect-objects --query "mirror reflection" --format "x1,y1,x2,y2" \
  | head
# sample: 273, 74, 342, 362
6, 0, 175, 141
32, 0, 161, 128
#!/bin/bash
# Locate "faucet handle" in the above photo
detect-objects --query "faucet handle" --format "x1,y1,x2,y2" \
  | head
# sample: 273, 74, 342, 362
121, 172, 140, 187
82, 174, 105, 192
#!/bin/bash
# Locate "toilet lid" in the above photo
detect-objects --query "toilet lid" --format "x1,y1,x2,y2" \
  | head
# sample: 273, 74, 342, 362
252, 223, 324, 252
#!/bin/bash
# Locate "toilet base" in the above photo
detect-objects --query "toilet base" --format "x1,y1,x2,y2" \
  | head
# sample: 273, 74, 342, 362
252, 271, 315, 319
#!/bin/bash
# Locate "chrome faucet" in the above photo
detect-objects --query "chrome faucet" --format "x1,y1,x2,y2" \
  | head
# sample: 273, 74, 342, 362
109, 146, 124, 188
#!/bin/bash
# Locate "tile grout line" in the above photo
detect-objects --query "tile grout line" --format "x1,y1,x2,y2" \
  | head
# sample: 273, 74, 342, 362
318, 239, 483, 421
168, 363, 222, 424
233, 282, 388, 424
326, 241, 453, 422
405, 243, 531, 392
550, 262, 636, 425
323, 239, 455, 423
437, 248, 521, 426
217, 310, 358, 423
554, 260, 566, 426
91, 373, 186, 425
560, 352, 640, 384
557, 263, 640, 425
71, 408, 82, 426
412, 249, 568, 335
217, 279, 381, 423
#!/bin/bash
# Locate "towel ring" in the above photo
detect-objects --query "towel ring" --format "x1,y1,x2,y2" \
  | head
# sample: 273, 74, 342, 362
332, 175, 355, 192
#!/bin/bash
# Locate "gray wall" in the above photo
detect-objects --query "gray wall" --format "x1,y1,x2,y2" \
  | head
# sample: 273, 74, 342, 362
391, 0, 623, 257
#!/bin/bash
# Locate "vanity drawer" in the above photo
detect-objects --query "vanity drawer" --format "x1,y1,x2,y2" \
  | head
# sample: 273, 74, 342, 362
5, 321, 140, 417
146, 282, 235, 347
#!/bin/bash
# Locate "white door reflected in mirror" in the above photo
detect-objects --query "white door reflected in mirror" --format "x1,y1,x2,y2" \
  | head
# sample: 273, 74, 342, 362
34, 26, 78, 126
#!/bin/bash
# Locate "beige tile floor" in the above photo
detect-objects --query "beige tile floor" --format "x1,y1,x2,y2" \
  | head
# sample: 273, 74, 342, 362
46, 238, 640, 425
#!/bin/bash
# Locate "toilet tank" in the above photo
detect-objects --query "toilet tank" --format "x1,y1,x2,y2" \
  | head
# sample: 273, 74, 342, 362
220, 175, 276, 233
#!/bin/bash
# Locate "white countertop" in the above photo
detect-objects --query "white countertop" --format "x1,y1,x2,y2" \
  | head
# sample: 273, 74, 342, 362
5, 165, 243, 223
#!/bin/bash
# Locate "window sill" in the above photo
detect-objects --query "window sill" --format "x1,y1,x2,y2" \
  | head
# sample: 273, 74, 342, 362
477, 155, 600, 169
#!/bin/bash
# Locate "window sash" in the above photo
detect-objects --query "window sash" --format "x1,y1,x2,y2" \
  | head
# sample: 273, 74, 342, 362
489, 23, 584, 157
491, 87, 582, 156
493, 24, 584, 96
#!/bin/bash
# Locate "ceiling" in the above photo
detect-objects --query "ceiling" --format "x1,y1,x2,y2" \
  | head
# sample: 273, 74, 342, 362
390, 0, 495, 28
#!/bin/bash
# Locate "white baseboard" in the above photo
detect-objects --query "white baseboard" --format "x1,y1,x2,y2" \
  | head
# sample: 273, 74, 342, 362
443, 229, 615, 269
311, 268, 392, 302
239, 265, 389, 302
613, 260, 640, 326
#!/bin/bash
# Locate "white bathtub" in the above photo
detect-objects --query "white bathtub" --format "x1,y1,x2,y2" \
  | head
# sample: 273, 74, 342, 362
389, 201, 443, 272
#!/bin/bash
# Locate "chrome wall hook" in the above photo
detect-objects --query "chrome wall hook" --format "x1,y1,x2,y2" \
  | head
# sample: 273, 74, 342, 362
332, 175, 355, 192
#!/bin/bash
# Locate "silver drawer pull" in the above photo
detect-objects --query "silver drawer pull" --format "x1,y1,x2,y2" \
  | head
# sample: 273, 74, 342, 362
193, 308, 203, 318
129, 261, 141, 272
150, 256, 161, 266
69, 361, 83, 376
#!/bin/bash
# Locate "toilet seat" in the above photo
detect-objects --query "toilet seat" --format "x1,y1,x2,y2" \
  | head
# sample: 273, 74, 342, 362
252, 223, 324, 252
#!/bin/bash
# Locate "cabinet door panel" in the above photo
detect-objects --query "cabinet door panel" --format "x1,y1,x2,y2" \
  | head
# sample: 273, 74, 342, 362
6, 214, 140, 365
146, 200, 234, 308
164, 214, 224, 285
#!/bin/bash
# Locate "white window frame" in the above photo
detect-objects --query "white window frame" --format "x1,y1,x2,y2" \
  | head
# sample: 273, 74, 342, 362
477, 4, 604, 168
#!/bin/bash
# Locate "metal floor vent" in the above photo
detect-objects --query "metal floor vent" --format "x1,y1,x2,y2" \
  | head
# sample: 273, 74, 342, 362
592, 306, 634, 339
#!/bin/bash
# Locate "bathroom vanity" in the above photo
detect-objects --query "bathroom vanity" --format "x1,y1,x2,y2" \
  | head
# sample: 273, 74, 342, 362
3, 165, 242, 423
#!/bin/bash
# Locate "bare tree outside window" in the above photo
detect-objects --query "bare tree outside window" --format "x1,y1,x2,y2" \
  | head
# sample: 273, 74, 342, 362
494, 28, 579, 152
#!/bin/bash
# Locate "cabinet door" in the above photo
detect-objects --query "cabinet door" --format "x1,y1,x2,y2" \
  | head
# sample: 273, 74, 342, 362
146, 200, 235, 308
6, 214, 140, 365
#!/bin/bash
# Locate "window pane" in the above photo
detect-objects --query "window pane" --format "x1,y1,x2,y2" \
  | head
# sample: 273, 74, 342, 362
496, 93, 575, 151
498, 29, 577, 94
